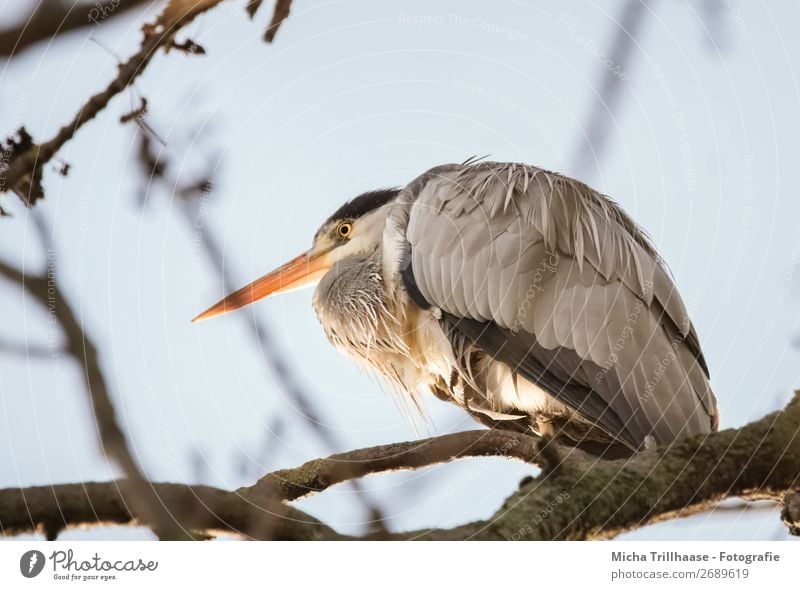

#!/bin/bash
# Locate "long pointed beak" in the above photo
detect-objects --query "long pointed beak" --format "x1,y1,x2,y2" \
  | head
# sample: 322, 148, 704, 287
192, 250, 330, 323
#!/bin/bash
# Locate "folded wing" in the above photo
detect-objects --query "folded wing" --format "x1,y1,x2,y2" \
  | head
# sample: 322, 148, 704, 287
403, 162, 717, 449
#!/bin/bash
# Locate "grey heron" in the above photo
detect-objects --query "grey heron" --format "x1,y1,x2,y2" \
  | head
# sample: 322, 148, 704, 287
194, 161, 718, 457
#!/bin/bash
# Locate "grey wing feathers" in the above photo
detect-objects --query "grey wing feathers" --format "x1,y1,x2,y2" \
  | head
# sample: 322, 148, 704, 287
439, 313, 643, 449
403, 161, 717, 448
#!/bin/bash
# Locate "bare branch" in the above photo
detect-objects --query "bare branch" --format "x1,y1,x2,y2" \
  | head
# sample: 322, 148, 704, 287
0, 0, 227, 206
390, 392, 800, 540
132, 124, 389, 522
1, 393, 799, 540
0, 0, 153, 58
2, 393, 799, 540
119, 97, 149, 124
0, 481, 341, 540
0, 249, 191, 539
570, 0, 650, 179
240, 429, 548, 502
133, 123, 354, 455
245, 0, 264, 19
264, 0, 293, 43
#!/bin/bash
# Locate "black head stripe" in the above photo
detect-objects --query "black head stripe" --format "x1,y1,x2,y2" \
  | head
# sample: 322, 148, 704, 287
325, 188, 399, 225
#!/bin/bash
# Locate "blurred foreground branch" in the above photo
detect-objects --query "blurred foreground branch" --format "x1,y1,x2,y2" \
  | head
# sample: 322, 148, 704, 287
0, 0, 153, 58
570, 0, 650, 180
2, 393, 799, 540
0, 237, 193, 539
1, 0, 221, 206
128, 119, 387, 524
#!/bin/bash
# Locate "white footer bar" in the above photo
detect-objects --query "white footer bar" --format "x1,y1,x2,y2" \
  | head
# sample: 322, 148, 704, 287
0, 541, 794, 588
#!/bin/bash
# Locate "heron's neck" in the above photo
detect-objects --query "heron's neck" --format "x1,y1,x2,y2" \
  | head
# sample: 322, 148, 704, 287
312, 251, 408, 361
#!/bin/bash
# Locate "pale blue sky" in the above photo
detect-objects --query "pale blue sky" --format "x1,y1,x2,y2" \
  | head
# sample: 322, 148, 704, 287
1, 0, 799, 540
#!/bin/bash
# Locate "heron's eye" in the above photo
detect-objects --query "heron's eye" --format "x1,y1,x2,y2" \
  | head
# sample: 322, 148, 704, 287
336, 221, 353, 238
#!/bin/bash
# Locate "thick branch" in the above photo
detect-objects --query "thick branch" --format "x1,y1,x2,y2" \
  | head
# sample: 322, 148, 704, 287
0, 482, 341, 540
393, 392, 800, 540
1, 394, 799, 540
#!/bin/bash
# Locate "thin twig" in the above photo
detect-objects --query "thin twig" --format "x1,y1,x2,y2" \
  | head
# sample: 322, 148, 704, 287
570, 0, 651, 179
245, 0, 264, 19
1, 0, 227, 205
264, 0, 293, 42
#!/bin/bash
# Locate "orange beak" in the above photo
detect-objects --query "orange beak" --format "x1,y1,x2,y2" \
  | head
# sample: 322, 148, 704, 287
192, 250, 331, 323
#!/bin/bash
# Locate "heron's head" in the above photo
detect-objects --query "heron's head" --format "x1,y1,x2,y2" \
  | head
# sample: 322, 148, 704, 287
192, 189, 399, 322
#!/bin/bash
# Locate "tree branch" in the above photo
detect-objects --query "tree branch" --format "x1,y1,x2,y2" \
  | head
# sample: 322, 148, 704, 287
263, 0, 292, 43
1, 394, 799, 540
1, 0, 228, 206
0, 0, 153, 58
130, 120, 390, 523
0, 481, 341, 540
239, 429, 548, 502
570, 0, 650, 180
1, 0, 298, 207
391, 392, 800, 540
0, 249, 191, 539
